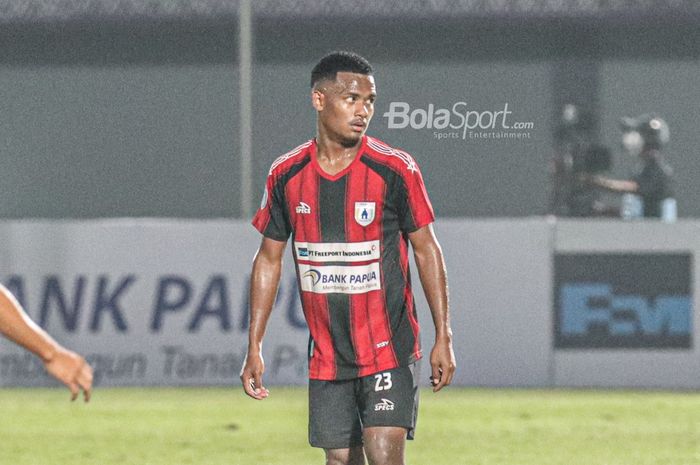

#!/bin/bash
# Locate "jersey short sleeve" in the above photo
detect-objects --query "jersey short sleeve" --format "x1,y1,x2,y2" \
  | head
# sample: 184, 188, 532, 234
252, 173, 292, 241
398, 161, 435, 234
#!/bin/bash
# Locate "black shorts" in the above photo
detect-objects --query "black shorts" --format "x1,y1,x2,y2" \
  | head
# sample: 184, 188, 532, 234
308, 363, 419, 449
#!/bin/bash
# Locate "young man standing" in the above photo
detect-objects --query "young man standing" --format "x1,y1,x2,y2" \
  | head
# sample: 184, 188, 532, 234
241, 51, 455, 465
0, 284, 93, 401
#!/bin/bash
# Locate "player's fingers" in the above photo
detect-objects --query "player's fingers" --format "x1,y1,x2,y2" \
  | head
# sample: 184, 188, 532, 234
240, 373, 256, 398
441, 371, 453, 388
242, 382, 255, 398
75, 364, 93, 402
78, 364, 93, 385
444, 366, 455, 387
241, 373, 264, 400
79, 374, 92, 403
430, 365, 441, 391
440, 357, 455, 386
430, 364, 441, 382
437, 354, 457, 389
434, 373, 448, 392
249, 378, 267, 400
80, 382, 91, 403
68, 382, 80, 402
253, 374, 267, 397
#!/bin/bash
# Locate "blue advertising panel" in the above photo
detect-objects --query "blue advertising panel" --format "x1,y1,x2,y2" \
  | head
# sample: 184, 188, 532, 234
555, 253, 693, 349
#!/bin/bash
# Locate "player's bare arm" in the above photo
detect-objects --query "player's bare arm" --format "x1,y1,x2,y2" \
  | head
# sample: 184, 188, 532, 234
408, 224, 456, 392
240, 236, 287, 400
0, 284, 93, 402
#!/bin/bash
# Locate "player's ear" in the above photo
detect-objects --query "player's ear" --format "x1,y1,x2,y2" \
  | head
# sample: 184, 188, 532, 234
311, 89, 324, 111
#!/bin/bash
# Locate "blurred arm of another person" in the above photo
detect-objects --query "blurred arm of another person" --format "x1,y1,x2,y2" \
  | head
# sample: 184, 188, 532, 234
0, 284, 93, 401
580, 173, 639, 194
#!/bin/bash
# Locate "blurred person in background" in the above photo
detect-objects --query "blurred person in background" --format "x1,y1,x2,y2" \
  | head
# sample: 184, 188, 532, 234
566, 144, 618, 217
549, 104, 594, 216
549, 104, 617, 217
582, 114, 676, 220
0, 283, 93, 401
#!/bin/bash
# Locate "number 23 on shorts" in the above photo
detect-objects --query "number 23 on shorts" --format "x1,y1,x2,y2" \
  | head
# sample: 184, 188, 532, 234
374, 372, 392, 391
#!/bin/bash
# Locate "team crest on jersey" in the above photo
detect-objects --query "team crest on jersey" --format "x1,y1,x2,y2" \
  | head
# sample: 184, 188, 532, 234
354, 202, 375, 226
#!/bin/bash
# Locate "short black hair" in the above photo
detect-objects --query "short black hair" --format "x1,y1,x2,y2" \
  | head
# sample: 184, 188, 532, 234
310, 51, 373, 88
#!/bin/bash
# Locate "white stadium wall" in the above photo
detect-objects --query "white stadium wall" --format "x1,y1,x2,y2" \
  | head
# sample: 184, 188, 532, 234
1, 218, 698, 389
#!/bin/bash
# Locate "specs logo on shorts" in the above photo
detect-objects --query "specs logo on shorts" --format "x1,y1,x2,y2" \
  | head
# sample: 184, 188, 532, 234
295, 202, 311, 214
374, 399, 395, 411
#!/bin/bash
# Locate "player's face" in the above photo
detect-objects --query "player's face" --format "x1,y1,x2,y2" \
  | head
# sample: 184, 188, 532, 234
313, 72, 376, 147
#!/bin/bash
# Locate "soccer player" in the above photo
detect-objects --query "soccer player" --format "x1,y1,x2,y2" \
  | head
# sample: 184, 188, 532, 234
0, 283, 93, 401
240, 51, 455, 465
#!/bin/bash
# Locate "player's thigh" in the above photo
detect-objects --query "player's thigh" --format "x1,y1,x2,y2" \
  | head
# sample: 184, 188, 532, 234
358, 364, 419, 437
309, 378, 363, 449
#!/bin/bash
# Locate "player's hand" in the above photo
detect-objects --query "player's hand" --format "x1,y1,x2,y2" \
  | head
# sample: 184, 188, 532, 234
429, 336, 456, 393
240, 352, 269, 400
43, 346, 93, 402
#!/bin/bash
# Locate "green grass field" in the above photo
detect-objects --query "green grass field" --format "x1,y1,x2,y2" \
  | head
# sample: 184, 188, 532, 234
1, 387, 700, 465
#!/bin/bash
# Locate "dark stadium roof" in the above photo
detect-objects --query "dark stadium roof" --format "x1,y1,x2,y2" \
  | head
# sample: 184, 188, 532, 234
1, 0, 700, 24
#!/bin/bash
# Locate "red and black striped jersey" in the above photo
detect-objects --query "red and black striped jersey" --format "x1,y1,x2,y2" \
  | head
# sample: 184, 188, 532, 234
252, 135, 435, 380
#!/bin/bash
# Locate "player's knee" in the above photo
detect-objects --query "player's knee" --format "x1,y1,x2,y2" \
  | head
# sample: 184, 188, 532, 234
365, 451, 404, 465
325, 455, 361, 465
363, 427, 406, 465
325, 458, 347, 465
364, 447, 403, 465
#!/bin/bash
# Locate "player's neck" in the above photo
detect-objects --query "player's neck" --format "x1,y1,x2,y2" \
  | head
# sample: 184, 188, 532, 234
315, 133, 362, 165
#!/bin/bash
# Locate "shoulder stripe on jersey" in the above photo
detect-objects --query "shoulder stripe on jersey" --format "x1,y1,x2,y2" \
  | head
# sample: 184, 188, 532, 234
269, 140, 313, 174
366, 137, 418, 173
